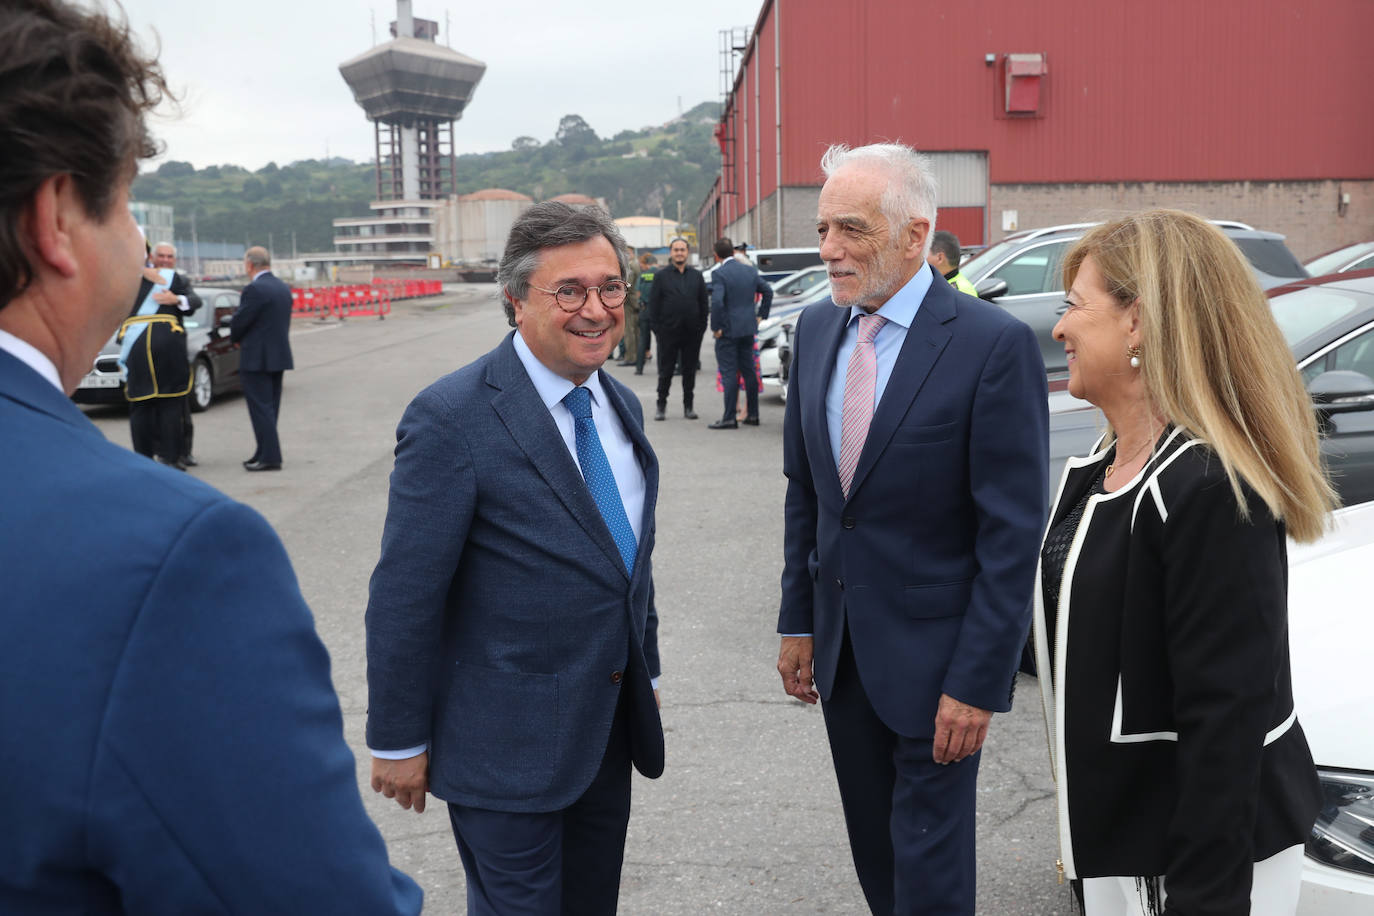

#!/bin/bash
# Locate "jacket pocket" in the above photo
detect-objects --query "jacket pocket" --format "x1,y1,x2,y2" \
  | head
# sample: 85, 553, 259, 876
436, 663, 559, 800
889, 420, 957, 445
902, 578, 972, 619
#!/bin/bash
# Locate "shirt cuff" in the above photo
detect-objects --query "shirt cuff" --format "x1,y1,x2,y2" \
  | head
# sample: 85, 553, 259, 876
176, 295, 191, 311
370, 743, 428, 760
780, 633, 813, 638
650, 676, 660, 690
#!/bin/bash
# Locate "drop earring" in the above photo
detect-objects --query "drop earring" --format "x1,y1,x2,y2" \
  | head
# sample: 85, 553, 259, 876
1127, 345, 1142, 369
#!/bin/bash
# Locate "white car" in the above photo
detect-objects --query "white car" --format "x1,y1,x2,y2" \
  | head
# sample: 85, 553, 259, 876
1289, 499, 1374, 913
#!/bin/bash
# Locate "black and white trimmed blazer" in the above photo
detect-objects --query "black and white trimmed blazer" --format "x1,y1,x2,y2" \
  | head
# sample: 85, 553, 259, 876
1033, 427, 1320, 912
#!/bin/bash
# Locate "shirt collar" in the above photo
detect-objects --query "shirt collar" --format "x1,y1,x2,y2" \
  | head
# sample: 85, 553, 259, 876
512, 330, 611, 411
250, 268, 270, 282
0, 328, 63, 392
846, 260, 933, 330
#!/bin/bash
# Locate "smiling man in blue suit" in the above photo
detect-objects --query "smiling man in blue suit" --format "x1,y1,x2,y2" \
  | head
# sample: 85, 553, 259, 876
0, 3, 420, 912
776, 143, 1048, 915
366, 201, 664, 915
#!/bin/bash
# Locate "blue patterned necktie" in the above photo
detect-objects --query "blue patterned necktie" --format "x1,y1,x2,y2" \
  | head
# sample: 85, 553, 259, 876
563, 386, 637, 574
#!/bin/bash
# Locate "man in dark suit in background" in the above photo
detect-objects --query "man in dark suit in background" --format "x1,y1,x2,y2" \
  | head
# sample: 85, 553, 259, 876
645, 237, 708, 420
367, 201, 664, 915
708, 236, 773, 429
776, 143, 1048, 914
150, 242, 203, 466
230, 245, 293, 471
0, 3, 421, 910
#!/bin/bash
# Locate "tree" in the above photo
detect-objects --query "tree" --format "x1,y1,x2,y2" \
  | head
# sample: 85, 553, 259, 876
555, 114, 598, 148
156, 160, 195, 178
242, 177, 265, 202
511, 135, 539, 151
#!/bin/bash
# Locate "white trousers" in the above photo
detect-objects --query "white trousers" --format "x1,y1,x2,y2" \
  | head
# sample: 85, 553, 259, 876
1082, 844, 1305, 916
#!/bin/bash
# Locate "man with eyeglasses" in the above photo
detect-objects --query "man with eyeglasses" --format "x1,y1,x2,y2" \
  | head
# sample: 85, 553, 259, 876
366, 201, 664, 915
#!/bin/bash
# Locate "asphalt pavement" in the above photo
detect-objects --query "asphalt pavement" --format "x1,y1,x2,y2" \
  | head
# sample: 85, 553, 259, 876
82, 284, 1077, 914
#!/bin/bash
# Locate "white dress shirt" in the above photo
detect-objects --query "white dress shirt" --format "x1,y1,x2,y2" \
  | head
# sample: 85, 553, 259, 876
0, 329, 63, 392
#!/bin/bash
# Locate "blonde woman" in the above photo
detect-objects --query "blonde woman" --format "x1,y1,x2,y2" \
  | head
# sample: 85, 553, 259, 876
1033, 210, 1333, 915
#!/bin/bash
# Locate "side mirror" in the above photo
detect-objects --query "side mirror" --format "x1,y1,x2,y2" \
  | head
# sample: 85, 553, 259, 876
1308, 370, 1374, 414
976, 277, 1008, 301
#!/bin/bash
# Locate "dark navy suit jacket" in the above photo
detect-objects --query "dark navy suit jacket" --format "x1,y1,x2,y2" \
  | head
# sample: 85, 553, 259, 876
0, 349, 420, 913
778, 278, 1049, 737
230, 270, 294, 372
366, 332, 664, 813
710, 258, 773, 338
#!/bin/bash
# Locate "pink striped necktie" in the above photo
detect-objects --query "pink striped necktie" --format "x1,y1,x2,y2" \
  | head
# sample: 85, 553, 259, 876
837, 313, 887, 498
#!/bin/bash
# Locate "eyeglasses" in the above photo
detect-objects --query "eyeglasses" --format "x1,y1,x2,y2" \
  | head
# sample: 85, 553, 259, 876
529, 280, 628, 312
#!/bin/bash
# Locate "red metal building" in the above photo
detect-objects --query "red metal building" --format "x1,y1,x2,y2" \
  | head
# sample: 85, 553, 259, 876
701, 0, 1374, 258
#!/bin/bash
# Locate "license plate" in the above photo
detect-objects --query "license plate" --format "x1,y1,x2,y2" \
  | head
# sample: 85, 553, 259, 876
79, 375, 121, 389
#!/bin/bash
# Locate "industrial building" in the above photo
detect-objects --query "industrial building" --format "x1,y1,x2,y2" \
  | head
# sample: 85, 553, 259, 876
700, 0, 1374, 258
431, 188, 534, 265
311, 0, 485, 272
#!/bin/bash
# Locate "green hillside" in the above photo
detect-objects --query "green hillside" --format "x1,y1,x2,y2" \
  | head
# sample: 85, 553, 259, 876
133, 101, 722, 253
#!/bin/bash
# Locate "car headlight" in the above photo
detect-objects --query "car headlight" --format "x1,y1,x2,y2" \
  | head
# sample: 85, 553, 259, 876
1307, 769, 1374, 877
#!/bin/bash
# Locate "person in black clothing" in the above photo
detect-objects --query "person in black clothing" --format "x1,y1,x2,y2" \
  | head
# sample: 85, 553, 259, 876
123, 241, 200, 469
150, 242, 202, 465
645, 238, 708, 420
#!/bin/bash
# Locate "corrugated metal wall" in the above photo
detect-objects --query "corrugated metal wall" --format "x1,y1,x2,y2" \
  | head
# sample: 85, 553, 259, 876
719, 0, 1373, 196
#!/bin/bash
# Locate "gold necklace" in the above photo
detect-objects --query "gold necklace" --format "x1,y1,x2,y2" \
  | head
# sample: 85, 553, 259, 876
1105, 435, 1154, 478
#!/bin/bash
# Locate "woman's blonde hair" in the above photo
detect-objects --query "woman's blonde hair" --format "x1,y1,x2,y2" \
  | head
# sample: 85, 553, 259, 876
1062, 209, 1335, 541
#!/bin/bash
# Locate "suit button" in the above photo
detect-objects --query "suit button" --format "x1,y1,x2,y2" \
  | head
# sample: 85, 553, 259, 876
610, 670, 624, 685
842, 516, 856, 529
835, 578, 844, 589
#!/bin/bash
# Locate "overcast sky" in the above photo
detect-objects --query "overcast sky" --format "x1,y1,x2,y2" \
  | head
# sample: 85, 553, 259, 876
119, 0, 761, 172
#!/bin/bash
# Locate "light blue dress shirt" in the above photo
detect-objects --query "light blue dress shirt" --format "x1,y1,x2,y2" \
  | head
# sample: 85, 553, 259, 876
372, 335, 651, 760
824, 261, 933, 469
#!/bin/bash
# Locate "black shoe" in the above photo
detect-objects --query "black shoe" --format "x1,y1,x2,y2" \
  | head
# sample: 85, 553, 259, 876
181, 455, 198, 467
708, 418, 738, 430
741, 416, 759, 426
616, 360, 635, 366
244, 460, 282, 472
654, 404, 666, 421
684, 406, 699, 420
156, 456, 188, 471
633, 368, 643, 375
243, 457, 259, 467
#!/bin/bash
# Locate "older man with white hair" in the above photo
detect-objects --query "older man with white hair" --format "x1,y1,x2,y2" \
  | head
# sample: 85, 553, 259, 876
775, 142, 1048, 914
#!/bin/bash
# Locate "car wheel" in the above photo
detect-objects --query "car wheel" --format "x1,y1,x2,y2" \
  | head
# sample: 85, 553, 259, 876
190, 358, 213, 412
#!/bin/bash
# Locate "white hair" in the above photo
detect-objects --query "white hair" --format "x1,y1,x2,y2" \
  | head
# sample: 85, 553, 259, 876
153, 241, 176, 254
820, 142, 938, 258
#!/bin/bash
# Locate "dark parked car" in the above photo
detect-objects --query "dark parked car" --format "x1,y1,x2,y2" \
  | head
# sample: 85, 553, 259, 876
961, 221, 1309, 374
1048, 269, 1374, 507
72, 286, 244, 412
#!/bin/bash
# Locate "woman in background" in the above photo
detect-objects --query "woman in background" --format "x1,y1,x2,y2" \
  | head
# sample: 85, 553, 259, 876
1033, 210, 1333, 915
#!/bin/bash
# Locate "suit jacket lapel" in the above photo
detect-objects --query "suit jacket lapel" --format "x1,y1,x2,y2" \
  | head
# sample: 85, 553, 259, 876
845, 283, 955, 500
486, 337, 629, 580
804, 303, 851, 502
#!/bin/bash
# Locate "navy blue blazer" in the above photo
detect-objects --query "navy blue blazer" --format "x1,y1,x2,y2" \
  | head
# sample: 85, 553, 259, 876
710, 258, 773, 337
0, 349, 420, 914
366, 332, 664, 813
778, 280, 1049, 737
231, 270, 294, 372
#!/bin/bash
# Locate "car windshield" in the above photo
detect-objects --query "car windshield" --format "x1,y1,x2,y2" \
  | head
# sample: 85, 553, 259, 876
1305, 243, 1374, 277
1234, 238, 1307, 279
959, 238, 1024, 282
1271, 287, 1366, 347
